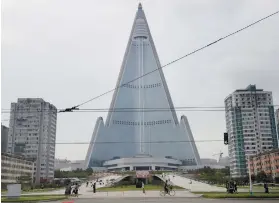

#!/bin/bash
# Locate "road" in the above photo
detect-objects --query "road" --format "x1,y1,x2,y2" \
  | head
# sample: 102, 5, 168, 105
48, 198, 278, 203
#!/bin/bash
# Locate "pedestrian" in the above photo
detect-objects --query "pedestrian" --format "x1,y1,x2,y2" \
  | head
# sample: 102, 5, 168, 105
225, 181, 229, 193
264, 182, 269, 194
73, 183, 79, 197
142, 181, 145, 194
93, 182, 96, 193
234, 181, 238, 193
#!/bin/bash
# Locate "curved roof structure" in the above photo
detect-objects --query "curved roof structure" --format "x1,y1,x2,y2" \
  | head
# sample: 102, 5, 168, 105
84, 4, 201, 168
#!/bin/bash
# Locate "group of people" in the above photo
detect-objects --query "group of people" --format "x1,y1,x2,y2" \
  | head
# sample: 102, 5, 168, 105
226, 181, 238, 194
65, 182, 80, 196
140, 180, 172, 195
226, 181, 270, 194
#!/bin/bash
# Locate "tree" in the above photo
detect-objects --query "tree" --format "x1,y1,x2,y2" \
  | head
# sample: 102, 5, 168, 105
251, 174, 256, 182
86, 167, 93, 175
17, 175, 32, 184
54, 170, 63, 178
256, 171, 267, 182
17, 175, 32, 190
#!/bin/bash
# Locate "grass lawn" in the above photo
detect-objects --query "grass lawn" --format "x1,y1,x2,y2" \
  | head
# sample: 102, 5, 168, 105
22, 188, 63, 193
192, 192, 279, 199
98, 185, 184, 191
2, 188, 63, 194
1, 195, 67, 202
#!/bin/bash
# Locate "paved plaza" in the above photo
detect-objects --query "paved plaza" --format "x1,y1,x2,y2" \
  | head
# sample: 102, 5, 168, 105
165, 174, 226, 192
4, 173, 226, 198
50, 198, 278, 203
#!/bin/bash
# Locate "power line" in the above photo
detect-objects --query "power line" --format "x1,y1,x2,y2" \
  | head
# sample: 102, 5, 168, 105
0, 110, 225, 114
2, 105, 279, 113
1, 106, 227, 111
61, 10, 279, 111
10, 140, 223, 145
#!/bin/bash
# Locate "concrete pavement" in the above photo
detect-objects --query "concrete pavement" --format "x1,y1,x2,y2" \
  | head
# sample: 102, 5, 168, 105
165, 174, 226, 192
75, 190, 200, 198
48, 198, 279, 203
3, 173, 227, 198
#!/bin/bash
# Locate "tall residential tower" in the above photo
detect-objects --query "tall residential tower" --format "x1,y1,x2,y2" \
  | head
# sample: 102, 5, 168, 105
276, 108, 279, 140
7, 98, 57, 184
85, 4, 201, 168
225, 85, 278, 177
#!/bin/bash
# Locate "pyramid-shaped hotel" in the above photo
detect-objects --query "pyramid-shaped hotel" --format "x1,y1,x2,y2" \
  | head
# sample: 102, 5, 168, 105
85, 4, 201, 169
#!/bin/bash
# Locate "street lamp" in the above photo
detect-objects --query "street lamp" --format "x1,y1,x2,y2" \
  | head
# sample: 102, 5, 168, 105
236, 147, 253, 195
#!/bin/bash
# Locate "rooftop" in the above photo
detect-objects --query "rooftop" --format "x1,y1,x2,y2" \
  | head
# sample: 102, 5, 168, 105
235, 84, 263, 92
249, 148, 279, 159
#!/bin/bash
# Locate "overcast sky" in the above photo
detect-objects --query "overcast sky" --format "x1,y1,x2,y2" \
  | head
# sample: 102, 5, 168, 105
2, 0, 279, 161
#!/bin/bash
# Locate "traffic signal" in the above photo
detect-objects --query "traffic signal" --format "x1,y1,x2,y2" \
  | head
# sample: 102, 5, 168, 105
224, 133, 228, 145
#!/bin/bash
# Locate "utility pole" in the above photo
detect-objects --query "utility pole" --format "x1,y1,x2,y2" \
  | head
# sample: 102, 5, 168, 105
237, 147, 253, 195
31, 161, 35, 189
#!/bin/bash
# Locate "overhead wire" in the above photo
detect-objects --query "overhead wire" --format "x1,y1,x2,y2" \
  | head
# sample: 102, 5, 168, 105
1, 105, 278, 113
9, 140, 224, 145
61, 10, 279, 111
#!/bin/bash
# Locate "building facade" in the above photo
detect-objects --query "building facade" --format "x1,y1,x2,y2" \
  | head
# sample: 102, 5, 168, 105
1, 153, 34, 188
84, 4, 201, 168
1, 124, 9, 152
200, 158, 218, 165
249, 149, 279, 179
218, 156, 230, 167
103, 154, 182, 171
55, 159, 85, 171
276, 108, 279, 142
225, 85, 278, 177
7, 98, 57, 184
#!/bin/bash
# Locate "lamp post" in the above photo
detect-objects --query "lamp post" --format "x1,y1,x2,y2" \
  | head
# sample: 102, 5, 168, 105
237, 147, 253, 195
248, 156, 253, 195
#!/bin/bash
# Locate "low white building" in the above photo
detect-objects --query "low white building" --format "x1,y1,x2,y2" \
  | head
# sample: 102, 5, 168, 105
103, 154, 182, 171
55, 159, 85, 171
1, 153, 34, 187
178, 164, 226, 172
200, 158, 218, 165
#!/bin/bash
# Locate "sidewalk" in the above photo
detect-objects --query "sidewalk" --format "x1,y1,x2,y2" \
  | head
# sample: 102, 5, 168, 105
77, 190, 202, 198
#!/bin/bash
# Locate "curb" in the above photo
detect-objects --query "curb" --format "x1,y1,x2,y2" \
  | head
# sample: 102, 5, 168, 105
205, 198, 279, 200
68, 196, 202, 199
1, 197, 67, 203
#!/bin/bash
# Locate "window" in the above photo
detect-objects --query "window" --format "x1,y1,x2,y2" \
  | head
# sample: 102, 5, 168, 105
113, 119, 172, 126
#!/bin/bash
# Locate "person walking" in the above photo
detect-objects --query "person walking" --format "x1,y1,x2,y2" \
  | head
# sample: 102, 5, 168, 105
142, 181, 145, 194
264, 182, 269, 194
164, 180, 169, 194
93, 182, 96, 193
234, 181, 238, 193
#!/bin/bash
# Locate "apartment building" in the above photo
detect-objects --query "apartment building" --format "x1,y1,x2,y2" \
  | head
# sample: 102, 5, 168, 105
7, 98, 57, 184
1, 124, 9, 152
225, 85, 278, 177
1, 152, 34, 188
249, 149, 279, 179
276, 108, 279, 142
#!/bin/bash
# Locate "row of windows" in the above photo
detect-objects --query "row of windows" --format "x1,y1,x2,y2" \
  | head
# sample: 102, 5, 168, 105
235, 93, 271, 97
112, 119, 172, 126
131, 43, 150, 46
1, 163, 33, 170
122, 83, 162, 89
1, 169, 32, 175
